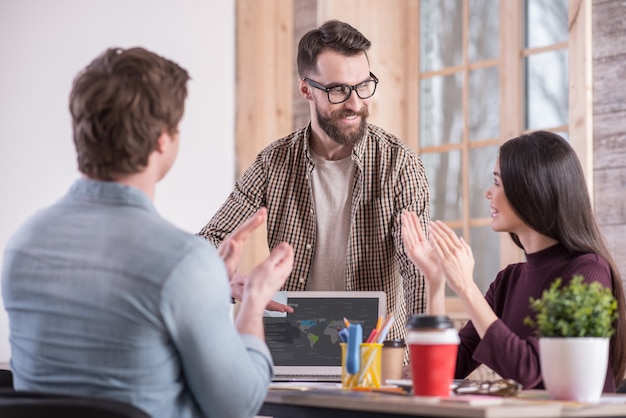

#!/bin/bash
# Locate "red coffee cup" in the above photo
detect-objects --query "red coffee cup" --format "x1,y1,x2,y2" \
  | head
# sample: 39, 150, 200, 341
406, 315, 459, 397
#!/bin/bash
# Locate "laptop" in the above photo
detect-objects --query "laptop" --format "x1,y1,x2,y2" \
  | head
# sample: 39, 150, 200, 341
264, 291, 386, 382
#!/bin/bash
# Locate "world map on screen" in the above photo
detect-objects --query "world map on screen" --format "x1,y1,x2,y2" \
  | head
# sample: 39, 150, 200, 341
264, 297, 379, 367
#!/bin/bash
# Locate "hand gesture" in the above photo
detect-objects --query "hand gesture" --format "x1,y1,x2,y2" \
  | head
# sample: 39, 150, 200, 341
217, 208, 267, 280
218, 208, 294, 313
428, 220, 476, 296
401, 211, 443, 284
245, 242, 294, 308
235, 242, 295, 338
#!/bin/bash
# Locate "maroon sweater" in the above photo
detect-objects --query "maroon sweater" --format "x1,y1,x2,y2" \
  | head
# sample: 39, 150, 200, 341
456, 243, 616, 392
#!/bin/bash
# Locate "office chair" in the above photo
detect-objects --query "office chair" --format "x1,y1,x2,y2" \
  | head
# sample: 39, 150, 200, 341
0, 389, 151, 418
0, 369, 12, 388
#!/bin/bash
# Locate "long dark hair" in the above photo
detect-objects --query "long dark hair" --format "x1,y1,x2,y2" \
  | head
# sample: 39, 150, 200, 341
499, 130, 626, 386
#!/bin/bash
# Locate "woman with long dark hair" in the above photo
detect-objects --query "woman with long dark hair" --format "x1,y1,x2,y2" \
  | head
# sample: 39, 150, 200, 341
402, 130, 626, 391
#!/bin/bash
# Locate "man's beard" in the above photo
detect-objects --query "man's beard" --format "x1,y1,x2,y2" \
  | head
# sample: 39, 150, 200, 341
316, 106, 369, 147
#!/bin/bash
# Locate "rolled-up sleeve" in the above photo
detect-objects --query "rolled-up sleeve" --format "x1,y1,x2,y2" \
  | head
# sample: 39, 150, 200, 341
160, 244, 273, 418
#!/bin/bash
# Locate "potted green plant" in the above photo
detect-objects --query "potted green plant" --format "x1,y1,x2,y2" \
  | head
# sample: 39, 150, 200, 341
524, 275, 618, 402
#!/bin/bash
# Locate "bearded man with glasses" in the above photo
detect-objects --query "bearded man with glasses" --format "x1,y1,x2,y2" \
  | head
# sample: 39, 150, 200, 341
199, 20, 431, 351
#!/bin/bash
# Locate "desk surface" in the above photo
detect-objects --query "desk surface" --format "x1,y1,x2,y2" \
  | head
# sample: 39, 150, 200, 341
261, 388, 626, 418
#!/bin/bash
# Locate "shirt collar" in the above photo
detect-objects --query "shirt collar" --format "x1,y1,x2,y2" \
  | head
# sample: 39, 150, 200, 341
303, 122, 369, 165
303, 123, 314, 166
525, 242, 568, 266
352, 125, 369, 163
68, 178, 158, 214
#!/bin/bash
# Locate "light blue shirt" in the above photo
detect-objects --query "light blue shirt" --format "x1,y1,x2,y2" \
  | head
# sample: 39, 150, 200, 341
2, 179, 274, 418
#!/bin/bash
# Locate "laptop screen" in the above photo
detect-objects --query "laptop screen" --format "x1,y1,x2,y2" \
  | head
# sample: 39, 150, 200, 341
264, 291, 386, 379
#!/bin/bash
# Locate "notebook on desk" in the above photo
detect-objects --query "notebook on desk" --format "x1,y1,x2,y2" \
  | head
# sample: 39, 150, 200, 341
264, 291, 386, 382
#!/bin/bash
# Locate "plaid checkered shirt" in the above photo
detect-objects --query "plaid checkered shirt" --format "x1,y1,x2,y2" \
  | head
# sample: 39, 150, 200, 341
198, 123, 430, 342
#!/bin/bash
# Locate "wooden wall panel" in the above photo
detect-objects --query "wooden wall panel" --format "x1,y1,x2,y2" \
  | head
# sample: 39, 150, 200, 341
235, 0, 294, 273
236, 0, 294, 172
293, 0, 318, 129
592, 0, 626, 280
592, 0, 626, 135
594, 112, 626, 170
593, 54, 626, 116
595, 168, 626, 225
591, 0, 626, 66
602, 224, 626, 274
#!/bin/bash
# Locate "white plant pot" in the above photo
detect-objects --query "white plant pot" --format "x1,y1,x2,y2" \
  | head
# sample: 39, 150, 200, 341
539, 337, 609, 402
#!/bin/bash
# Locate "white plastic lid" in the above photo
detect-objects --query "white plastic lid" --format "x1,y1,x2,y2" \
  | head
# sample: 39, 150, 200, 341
406, 328, 460, 344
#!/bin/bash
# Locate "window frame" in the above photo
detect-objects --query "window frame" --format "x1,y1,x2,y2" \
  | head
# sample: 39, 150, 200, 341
413, 0, 589, 273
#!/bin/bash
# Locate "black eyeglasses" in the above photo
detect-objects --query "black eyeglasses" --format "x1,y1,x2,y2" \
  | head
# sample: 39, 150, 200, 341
453, 379, 522, 397
302, 72, 379, 104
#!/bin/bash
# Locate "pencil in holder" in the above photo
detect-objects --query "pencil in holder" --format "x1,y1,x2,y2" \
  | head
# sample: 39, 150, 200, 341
340, 342, 383, 390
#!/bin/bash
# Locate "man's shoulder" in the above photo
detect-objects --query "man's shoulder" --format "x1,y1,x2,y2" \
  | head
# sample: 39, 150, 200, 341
139, 213, 213, 255
259, 127, 307, 155
3, 196, 74, 251
365, 124, 417, 155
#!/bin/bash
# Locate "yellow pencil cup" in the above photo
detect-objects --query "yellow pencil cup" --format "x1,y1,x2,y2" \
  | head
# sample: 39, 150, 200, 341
340, 342, 383, 390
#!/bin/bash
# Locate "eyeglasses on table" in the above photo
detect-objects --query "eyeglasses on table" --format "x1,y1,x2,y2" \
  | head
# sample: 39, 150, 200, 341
453, 379, 522, 397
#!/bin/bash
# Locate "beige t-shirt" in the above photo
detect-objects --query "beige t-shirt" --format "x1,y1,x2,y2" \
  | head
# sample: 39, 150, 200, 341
306, 152, 355, 291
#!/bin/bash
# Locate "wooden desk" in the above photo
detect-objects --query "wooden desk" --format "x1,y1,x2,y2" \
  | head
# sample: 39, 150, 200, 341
260, 388, 626, 418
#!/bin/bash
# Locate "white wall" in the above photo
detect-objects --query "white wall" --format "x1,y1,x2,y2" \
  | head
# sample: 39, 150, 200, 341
0, 0, 236, 362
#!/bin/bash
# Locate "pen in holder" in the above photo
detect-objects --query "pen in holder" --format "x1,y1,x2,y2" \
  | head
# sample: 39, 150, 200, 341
340, 342, 383, 390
